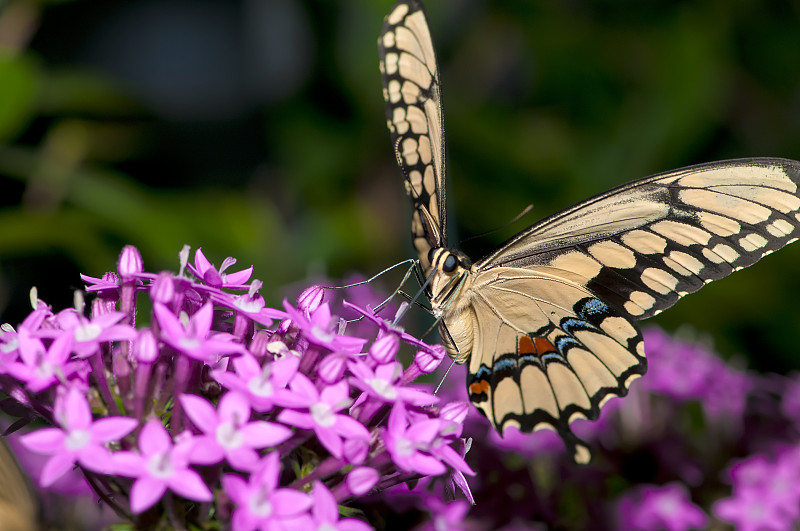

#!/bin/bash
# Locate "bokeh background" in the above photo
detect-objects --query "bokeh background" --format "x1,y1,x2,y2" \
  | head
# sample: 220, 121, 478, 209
2, 0, 800, 374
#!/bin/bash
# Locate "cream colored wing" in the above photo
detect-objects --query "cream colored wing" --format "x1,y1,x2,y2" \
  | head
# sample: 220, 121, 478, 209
478, 158, 800, 320
454, 266, 645, 464
0, 437, 38, 531
379, 0, 447, 271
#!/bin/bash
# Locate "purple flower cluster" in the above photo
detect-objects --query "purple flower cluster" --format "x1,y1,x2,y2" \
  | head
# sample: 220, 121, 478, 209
0, 246, 473, 529
714, 449, 800, 531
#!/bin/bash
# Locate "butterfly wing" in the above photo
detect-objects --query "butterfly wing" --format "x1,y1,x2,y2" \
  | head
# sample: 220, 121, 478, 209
478, 158, 800, 319
463, 158, 800, 460
379, 0, 447, 271
0, 437, 38, 531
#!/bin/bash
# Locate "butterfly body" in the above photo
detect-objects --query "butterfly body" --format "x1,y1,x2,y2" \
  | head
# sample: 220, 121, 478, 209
380, 0, 800, 463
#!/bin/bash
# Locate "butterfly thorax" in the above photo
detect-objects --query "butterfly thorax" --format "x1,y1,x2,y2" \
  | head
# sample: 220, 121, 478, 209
428, 248, 476, 364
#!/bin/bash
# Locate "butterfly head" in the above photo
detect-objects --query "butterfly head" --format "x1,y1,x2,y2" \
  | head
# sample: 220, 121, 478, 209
427, 248, 473, 317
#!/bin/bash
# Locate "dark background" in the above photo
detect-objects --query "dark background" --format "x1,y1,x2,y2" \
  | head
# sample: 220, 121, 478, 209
1, 0, 799, 372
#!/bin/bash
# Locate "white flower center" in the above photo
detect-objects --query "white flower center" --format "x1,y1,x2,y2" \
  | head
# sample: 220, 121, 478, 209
234, 296, 262, 313
249, 490, 273, 517
146, 452, 174, 479
34, 361, 54, 379
368, 378, 397, 400
311, 402, 335, 428
179, 337, 201, 350
216, 421, 244, 449
248, 375, 274, 398
65, 429, 91, 451
311, 325, 333, 343
396, 436, 414, 458
74, 323, 102, 342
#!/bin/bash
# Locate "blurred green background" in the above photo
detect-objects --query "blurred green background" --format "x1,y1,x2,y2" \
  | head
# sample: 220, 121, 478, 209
1, 0, 799, 372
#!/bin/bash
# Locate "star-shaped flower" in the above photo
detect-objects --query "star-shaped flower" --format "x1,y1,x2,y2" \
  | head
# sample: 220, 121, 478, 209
277, 375, 369, 459
154, 301, 244, 362
20, 386, 138, 487
114, 419, 213, 513
222, 452, 312, 531
5, 329, 84, 392
179, 392, 293, 471
187, 248, 253, 288
210, 353, 299, 413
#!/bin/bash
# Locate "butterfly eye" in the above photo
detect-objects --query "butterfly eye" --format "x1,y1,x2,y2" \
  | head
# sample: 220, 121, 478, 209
442, 254, 458, 273
427, 248, 436, 265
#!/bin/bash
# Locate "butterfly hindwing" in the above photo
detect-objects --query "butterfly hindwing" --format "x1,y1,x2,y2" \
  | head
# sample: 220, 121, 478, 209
479, 158, 800, 320
379, 0, 447, 270
457, 267, 645, 463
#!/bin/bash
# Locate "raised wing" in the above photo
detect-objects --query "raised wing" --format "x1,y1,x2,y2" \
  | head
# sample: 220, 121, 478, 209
478, 158, 800, 319
379, 0, 447, 270
458, 267, 645, 464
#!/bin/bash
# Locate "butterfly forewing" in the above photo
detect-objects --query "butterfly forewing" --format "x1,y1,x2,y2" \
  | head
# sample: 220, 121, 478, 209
379, 0, 448, 271
478, 158, 800, 320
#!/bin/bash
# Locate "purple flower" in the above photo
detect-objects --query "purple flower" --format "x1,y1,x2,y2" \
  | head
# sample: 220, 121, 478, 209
222, 452, 312, 531
5, 329, 83, 392
421, 498, 470, 531
642, 328, 750, 418
368, 334, 399, 364
179, 392, 293, 471
347, 466, 380, 496
297, 285, 324, 315
211, 353, 299, 412
118, 245, 144, 277
306, 481, 372, 531
278, 375, 369, 459
49, 309, 137, 358
617, 483, 707, 531
713, 486, 792, 531
383, 402, 447, 476
187, 248, 253, 288
19, 386, 137, 486
114, 419, 213, 513
284, 301, 366, 354
349, 360, 438, 406
719, 451, 800, 524
154, 301, 244, 362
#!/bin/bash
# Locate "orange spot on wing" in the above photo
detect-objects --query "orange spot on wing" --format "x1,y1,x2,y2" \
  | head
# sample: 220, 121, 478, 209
518, 335, 536, 354
469, 380, 490, 395
533, 337, 557, 354
519, 335, 558, 355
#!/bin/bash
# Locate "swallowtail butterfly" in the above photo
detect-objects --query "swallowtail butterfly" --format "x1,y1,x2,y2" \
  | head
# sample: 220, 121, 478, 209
378, 0, 800, 463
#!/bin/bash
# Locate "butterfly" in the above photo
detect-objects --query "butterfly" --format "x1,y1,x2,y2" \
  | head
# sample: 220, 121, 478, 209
378, 0, 800, 463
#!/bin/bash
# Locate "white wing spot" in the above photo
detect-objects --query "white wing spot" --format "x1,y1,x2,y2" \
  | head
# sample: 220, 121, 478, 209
621, 230, 668, 254
651, 220, 713, 246
587, 241, 637, 268
739, 233, 768, 252
696, 211, 741, 237
640, 267, 679, 295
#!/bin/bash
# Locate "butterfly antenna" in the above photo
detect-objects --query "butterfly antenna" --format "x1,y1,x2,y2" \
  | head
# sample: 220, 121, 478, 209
459, 203, 534, 245
321, 259, 417, 291
321, 259, 418, 324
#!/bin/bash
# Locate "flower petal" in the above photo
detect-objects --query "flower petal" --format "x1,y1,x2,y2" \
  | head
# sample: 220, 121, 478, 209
89, 417, 138, 443
130, 476, 167, 513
